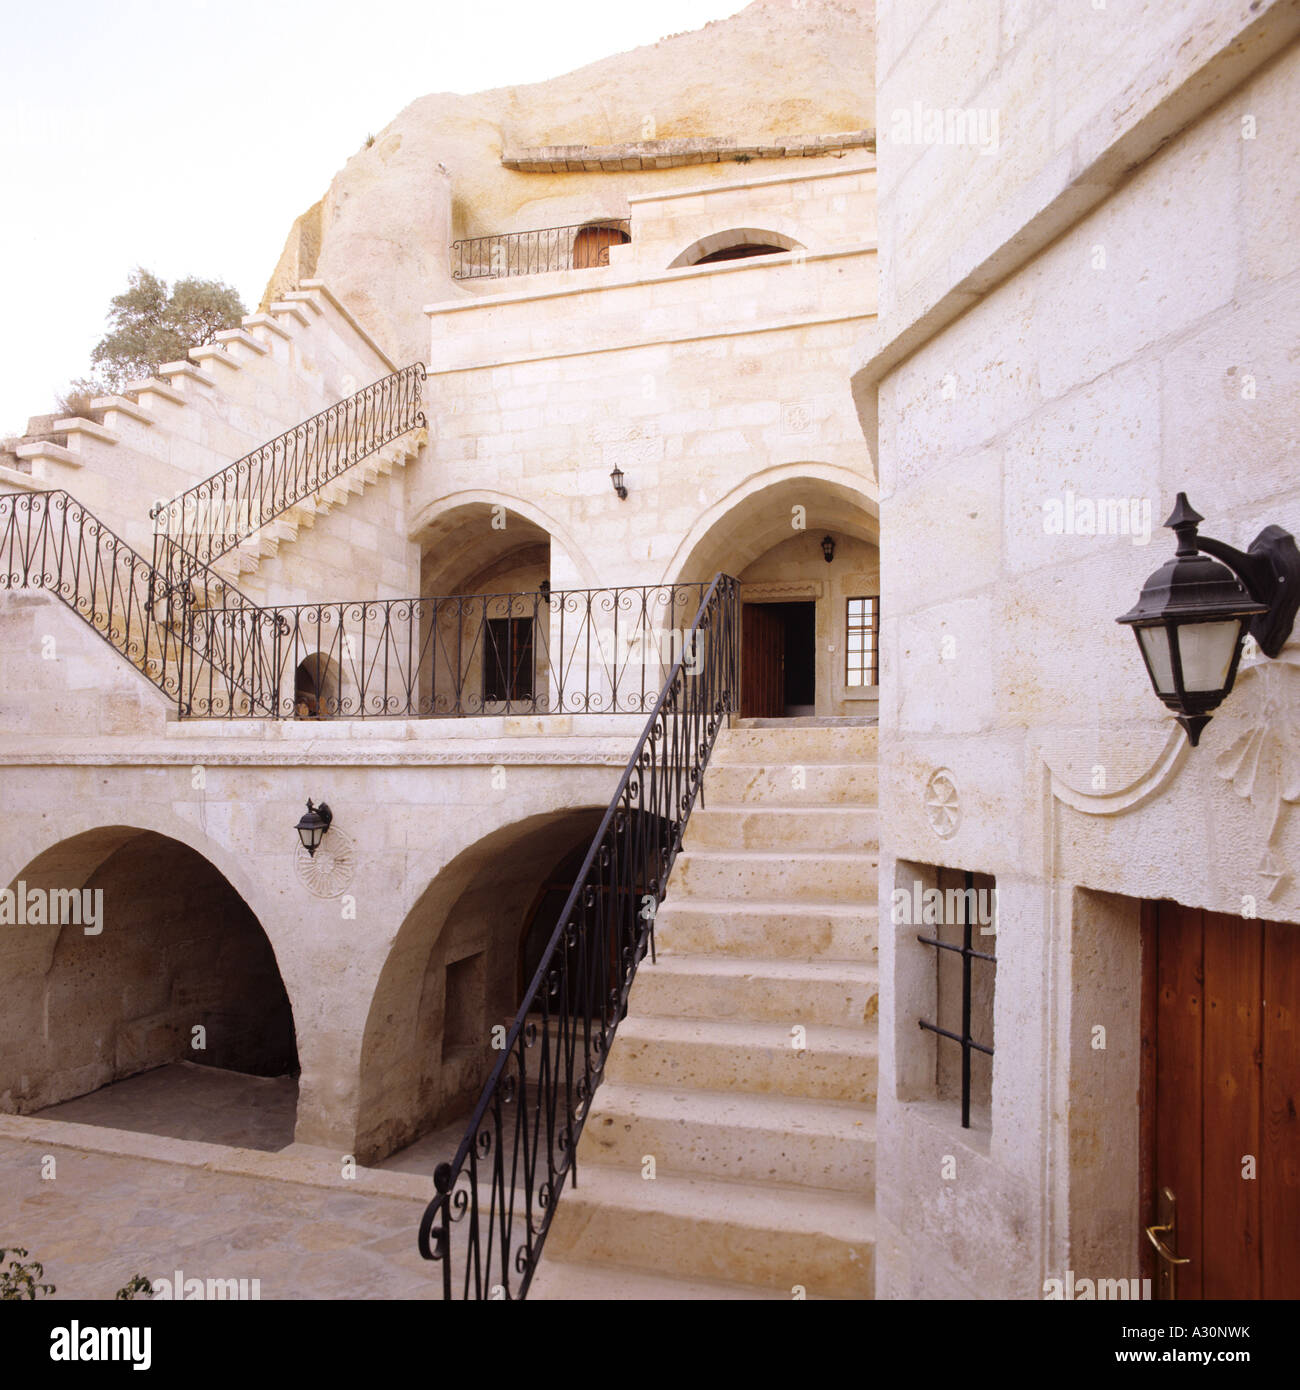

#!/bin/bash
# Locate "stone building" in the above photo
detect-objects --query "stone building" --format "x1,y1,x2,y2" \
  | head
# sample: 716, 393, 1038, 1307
2, 0, 1296, 1303
852, 0, 1300, 1301
0, 0, 882, 1299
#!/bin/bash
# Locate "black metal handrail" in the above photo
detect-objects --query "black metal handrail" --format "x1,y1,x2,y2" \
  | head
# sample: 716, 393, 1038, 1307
452, 221, 631, 280
0, 489, 279, 715
150, 363, 426, 586
180, 582, 711, 719
416, 572, 739, 1299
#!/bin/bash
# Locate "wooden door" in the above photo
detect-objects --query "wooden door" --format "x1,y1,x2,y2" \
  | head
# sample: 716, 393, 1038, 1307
741, 603, 783, 718
1142, 901, 1300, 1298
572, 225, 627, 268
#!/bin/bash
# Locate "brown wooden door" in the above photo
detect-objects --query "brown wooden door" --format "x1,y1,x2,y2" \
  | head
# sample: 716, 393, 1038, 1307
741, 603, 783, 718
1142, 900, 1300, 1298
572, 225, 628, 268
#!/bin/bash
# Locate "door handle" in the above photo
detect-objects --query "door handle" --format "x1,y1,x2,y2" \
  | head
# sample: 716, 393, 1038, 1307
1145, 1222, 1190, 1265
1146, 1185, 1190, 1299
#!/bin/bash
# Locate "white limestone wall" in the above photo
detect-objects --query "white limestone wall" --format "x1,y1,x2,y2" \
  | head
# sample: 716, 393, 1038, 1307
622, 160, 877, 270
0, 592, 640, 1158
419, 247, 877, 595
859, 7, 1300, 1300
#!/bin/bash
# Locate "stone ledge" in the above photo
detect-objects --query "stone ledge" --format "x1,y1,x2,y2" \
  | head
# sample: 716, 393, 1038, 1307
0, 1113, 430, 1202
502, 129, 875, 173
851, 0, 1300, 412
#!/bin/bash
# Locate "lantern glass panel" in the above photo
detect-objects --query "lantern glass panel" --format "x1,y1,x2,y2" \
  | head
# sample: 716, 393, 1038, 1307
1175, 619, 1242, 692
1138, 625, 1176, 695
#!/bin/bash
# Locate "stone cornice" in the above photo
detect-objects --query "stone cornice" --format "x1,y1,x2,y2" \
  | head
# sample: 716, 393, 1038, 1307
502, 130, 875, 173
850, 0, 1300, 416
0, 744, 632, 769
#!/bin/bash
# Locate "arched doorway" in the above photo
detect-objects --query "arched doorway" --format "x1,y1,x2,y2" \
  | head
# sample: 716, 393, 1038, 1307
573, 223, 630, 268
1, 829, 299, 1149
668, 470, 880, 720
413, 502, 552, 715
293, 651, 340, 718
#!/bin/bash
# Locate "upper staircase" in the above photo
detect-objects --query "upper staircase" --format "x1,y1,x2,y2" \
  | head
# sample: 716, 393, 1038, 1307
532, 721, 879, 1300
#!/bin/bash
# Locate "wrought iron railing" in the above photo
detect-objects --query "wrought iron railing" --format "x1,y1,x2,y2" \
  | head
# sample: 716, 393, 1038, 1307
0, 489, 278, 715
451, 221, 631, 280
180, 582, 710, 719
416, 573, 739, 1299
150, 363, 426, 586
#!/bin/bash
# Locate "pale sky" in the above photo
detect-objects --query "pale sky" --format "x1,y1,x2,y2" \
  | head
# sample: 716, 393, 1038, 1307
0, 0, 748, 434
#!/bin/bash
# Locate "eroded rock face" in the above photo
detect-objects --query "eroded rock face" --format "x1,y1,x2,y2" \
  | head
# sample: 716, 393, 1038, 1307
261, 0, 875, 364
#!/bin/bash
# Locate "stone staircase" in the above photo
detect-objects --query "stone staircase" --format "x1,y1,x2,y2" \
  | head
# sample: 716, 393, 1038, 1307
533, 721, 878, 1301
210, 427, 426, 584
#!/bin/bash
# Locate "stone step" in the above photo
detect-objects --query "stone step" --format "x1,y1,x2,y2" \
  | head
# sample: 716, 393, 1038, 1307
714, 724, 878, 764
629, 953, 878, 1027
529, 1256, 794, 1300
603, 1015, 877, 1103
685, 804, 878, 853
671, 848, 877, 905
542, 1165, 874, 1298
703, 761, 878, 807
578, 1081, 875, 1195
654, 900, 878, 962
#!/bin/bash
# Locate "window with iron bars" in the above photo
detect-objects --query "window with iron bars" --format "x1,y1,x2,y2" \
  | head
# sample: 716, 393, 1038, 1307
846, 596, 879, 687
916, 867, 996, 1129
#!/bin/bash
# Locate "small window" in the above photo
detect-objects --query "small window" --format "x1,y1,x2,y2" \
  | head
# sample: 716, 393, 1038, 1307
846, 596, 879, 687
483, 616, 535, 704
693, 243, 786, 264
917, 868, 996, 1129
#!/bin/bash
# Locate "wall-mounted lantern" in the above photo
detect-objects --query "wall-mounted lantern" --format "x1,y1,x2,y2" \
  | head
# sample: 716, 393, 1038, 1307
821, 534, 836, 564
610, 465, 628, 501
1117, 493, 1300, 745
295, 799, 333, 857
539, 579, 551, 603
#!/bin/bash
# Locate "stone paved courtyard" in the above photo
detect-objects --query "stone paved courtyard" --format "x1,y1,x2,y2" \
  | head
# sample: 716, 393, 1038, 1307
0, 1116, 440, 1300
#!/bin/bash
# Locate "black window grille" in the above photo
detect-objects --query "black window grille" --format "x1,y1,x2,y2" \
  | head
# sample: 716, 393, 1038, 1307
917, 869, 996, 1129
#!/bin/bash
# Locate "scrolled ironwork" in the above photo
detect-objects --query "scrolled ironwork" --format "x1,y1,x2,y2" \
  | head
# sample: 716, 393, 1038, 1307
451, 220, 631, 281
151, 363, 426, 592
181, 581, 712, 721
415, 572, 738, 1299
0, 488, 275, 714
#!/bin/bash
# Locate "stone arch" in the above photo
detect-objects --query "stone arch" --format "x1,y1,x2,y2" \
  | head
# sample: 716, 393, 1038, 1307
1, 826, 299, 1143
292, 650, 342, 718
355, 806, 605, 1164
663, 462, 880, 588
669, 227, 805, 269
408, 490, 597, 592
663, 464, 881, 719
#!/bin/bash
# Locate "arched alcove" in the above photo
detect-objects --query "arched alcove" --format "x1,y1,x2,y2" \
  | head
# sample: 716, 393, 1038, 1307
356, 807, 606, 1165
666, 467, 880, 719
1, 828, 299, 1148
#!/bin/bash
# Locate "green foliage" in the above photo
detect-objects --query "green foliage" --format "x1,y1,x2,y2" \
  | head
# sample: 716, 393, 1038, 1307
56, 377, 107, 422
86, 267, 246, 393
115, 1274, 155, 1300
1, 1247, 55, 1300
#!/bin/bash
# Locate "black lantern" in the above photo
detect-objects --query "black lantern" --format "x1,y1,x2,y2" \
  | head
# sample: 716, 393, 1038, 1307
821, 534, 836, 564
1117, 493, 1299, 746
539, 578, 551, 603
610, 466, 628, 500
295, 799, 333, 857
